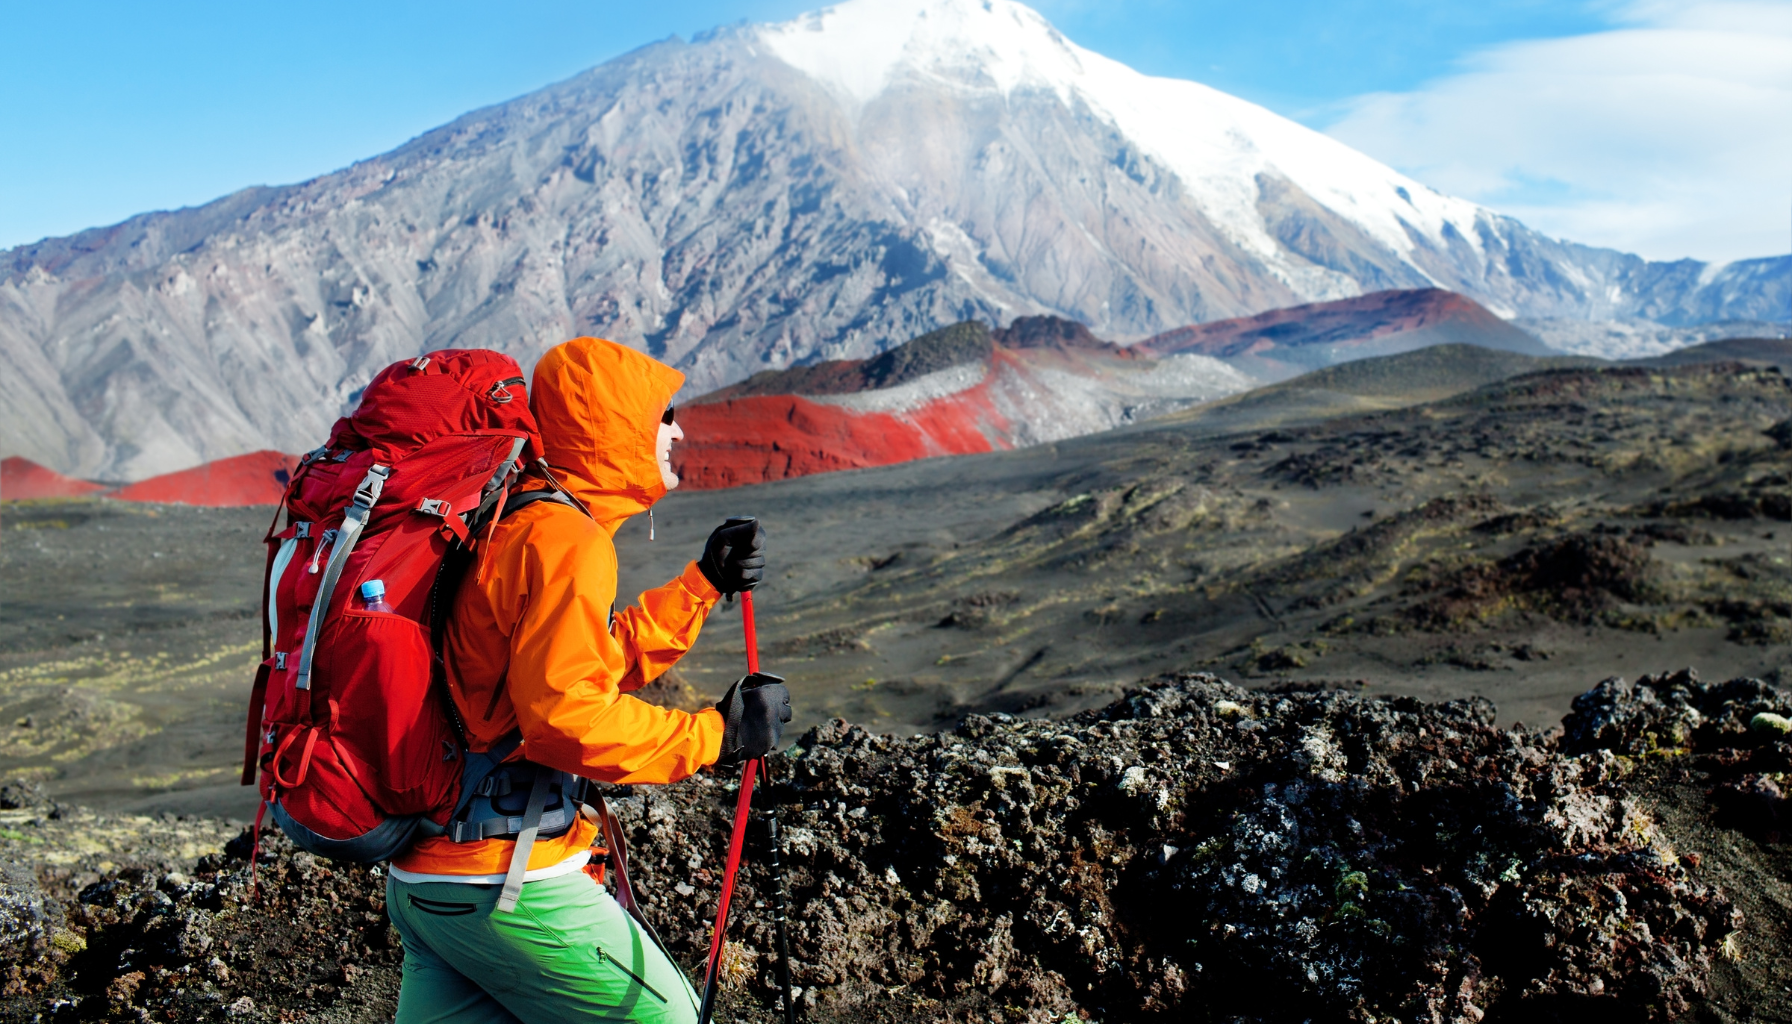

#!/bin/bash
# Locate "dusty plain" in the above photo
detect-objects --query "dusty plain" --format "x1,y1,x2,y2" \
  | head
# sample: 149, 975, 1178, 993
4, 343, 1792, 821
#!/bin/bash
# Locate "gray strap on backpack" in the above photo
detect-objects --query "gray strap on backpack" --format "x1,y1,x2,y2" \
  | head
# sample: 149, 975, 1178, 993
495, 769, 552, 913
295, 464, 389, 691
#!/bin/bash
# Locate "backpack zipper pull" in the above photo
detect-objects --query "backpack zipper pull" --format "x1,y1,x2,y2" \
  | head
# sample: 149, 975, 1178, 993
649, 508, 655, 541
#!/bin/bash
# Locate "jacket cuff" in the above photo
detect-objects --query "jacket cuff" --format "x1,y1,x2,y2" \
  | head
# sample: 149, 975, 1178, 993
696, 706, 725, 767
681, 560, 722, 604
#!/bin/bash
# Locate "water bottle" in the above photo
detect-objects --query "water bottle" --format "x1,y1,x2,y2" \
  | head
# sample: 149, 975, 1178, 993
360, 579, 394, 613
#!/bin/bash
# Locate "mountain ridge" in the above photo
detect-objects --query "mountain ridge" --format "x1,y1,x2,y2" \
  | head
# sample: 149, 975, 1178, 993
2, 0, 1786, 481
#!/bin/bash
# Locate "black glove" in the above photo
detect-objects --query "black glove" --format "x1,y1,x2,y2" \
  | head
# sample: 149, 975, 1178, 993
698, 516, 765, 596
714, 672, 791, 766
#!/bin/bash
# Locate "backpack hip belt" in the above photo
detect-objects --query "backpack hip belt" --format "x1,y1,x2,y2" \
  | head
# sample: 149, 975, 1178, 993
446, 761, 584, 844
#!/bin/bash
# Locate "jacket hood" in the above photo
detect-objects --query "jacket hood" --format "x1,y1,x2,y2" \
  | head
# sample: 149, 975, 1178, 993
530, 337, 684, 534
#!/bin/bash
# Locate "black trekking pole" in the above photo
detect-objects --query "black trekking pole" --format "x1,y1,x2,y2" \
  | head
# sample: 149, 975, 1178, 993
762, 763, 797, 1024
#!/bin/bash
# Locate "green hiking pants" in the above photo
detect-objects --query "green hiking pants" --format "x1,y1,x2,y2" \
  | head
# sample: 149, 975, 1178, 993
385, 872, 701, 1024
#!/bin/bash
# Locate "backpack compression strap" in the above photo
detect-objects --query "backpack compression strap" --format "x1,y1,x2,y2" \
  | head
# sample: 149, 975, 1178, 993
443, 476, 588, 913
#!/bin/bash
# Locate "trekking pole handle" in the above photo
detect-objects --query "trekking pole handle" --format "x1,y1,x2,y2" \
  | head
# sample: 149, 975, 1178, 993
741, 589, 759, 674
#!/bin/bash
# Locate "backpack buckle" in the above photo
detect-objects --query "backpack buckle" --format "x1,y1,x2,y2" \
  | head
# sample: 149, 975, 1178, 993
410, 356, 431, 372
416, 498, 452, 517
476, 774, 514, 798
274, 652, 287, 670
351, 465, 391, 509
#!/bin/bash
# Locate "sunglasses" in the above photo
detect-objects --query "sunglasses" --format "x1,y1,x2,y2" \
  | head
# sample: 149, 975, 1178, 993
661, 404, 677, 425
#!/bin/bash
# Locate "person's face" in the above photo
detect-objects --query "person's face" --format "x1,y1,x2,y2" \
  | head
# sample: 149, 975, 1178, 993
657, 408, 683, 490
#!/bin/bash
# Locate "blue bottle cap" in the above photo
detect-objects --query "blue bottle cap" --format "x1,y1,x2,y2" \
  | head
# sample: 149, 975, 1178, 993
360, 579, 386, 601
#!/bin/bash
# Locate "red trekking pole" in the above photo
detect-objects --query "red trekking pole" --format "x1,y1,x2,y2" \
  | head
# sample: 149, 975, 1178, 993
697, 588, 762, 1024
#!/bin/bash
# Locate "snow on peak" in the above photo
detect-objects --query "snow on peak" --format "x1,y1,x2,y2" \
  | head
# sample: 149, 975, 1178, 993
758, 0, 1492, 301
757, 0, 1083, 106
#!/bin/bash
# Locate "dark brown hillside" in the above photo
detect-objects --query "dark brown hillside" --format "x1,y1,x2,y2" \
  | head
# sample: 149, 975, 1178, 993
1141, 288, 1556, 380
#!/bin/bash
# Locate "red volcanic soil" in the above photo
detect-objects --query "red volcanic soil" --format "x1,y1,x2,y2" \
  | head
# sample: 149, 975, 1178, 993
1140, 288, 1549, 362
111, 450, 299, 506
0, 457, 108, 500
672, 388, 1007, 490
669, 298, 1543, 491
675, 320, 1032, 490
705, 316, 1130, 403
671, 316, 1178, 490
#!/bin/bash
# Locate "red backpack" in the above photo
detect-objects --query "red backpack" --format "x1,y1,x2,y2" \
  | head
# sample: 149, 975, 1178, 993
241, 349, 544, 862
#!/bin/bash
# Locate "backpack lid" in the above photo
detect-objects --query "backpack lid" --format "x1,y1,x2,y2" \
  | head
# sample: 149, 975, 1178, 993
328, 349, 543, 466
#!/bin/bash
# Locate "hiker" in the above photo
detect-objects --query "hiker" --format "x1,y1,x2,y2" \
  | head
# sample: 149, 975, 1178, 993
381, 337, 791, 1023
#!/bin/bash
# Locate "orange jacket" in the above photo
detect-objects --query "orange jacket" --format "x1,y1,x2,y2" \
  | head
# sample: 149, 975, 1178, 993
393, 337, 726, 877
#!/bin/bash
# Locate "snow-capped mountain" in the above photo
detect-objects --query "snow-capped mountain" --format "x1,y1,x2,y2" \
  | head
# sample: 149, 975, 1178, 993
2, 0, 1785, 480
760, 0, 1494, 306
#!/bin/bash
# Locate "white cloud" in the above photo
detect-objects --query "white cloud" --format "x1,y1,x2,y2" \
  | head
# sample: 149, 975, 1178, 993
1325, 0, 1792, 262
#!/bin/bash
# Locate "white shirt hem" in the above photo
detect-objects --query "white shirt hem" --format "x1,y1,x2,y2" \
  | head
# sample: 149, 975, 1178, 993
388, 849, 591, 885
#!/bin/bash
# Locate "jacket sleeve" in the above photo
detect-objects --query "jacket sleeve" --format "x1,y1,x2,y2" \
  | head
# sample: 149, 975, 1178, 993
495, 511, 723, 784
613, 560, 722, 692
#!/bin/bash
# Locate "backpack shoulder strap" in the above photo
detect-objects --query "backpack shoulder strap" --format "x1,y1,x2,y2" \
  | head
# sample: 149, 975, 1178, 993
428, 489, 579, 646
502, 488, 580, 519
295, 464, 390, 694
424, 485, 592, 751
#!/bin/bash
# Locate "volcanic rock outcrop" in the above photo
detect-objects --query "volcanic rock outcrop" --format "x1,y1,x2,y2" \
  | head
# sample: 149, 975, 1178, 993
5, 671, 1789, 1022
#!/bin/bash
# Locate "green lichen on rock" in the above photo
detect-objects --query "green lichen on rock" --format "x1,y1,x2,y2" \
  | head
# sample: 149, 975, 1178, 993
1750, 711, 1792, 736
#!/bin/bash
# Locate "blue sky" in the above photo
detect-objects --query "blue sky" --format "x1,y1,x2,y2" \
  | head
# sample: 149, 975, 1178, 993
3, 0, 1787, 261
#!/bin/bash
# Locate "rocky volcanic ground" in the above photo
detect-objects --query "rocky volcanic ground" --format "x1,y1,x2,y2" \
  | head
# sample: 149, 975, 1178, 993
3, 670, 1790, 1022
